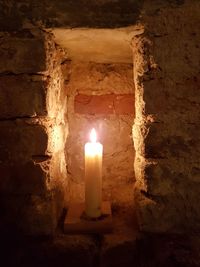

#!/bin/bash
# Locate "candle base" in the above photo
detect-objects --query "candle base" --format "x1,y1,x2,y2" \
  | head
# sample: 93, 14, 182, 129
64, 201, 112, 234
81, 211, 108, 221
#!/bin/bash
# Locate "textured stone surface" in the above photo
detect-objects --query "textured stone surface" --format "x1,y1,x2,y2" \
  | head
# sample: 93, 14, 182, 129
0, 29, 68, 236
132, 0, 200, 233
2, 212, 200, 267
0, 32, 46, 73
0, 30, 66, 74
0, 0, 144, 30
0, 161, 49, 195
0, 119, 68, 235
0, 193, 60, 235
28, 234, 98, 267
75, 94, 135, 115
0, 0, 188, 31
1, 233, 98, 267
0, 75, 47, 118
0, 120, 48, 163
100, 205, 138, 267
64, 62, 135, 206
0, 0, 200, 240
1, 233, 200, 267
134, 234, 200, 267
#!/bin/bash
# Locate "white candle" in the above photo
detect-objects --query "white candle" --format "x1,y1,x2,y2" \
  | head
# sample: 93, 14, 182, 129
85, 128, 103, 218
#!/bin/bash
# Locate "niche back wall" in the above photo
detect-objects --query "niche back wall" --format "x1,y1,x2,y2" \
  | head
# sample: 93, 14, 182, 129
64, 62, 135, 207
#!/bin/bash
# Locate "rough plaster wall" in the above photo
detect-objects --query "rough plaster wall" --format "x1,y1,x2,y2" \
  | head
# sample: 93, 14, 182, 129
0, 29, 68, 235
132, 0, 200, 233
64, 62, 135, 207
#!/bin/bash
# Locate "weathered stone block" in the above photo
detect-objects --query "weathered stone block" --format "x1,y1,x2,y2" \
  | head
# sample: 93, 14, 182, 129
101, 238, 137, 267
144, 122, 200, 159
0, 161, 49, 194
0, 193, 57, 235
143, 77, 200, 122
134, 189, 183, 233
74, 94, 134, 115
0, 1, 143, 30
0, 35, 46, 73
0, 151, 68, 235
101, 205, 138, 267
0, 75, 47, 118
0, 120, 48, 163
143, 161, 176, 196
23, 194, 57, 235
0, 30, 66, 75
20, 234, 97, 267
152, 31, 200, 80
135, 183, 200, 233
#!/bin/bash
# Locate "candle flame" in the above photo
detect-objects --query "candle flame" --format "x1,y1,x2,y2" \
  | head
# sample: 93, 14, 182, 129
90, 128, 97, 143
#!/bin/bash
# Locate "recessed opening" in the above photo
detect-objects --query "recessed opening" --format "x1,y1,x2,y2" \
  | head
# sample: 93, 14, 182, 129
51, 26, 143, 216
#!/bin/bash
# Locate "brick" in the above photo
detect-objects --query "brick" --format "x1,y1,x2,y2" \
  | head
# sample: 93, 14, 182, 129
114, 94, 135, 115
0, 75, 47, 118
75, 94, 113, 114
74, 94, 134, 115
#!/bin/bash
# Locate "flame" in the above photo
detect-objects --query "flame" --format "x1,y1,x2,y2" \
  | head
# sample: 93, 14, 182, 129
90, 128, 97, 143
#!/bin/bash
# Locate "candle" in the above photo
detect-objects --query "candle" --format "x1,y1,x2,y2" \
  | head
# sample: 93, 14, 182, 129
85, 128, 103, 218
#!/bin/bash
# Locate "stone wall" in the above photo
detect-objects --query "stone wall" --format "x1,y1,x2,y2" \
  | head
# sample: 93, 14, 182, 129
132, 1, 200, 233
0, 29, 68, 235
0, 0, 143, 30
1, 0, 200, 236
64, 62, 135, 207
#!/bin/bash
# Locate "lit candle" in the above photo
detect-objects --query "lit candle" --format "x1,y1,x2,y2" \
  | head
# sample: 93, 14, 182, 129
85, 128, 103, 218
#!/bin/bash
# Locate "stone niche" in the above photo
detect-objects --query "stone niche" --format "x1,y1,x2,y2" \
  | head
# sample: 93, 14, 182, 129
55, 27, 140, 222
60, 30, 139, 240
0, 0, 200, 238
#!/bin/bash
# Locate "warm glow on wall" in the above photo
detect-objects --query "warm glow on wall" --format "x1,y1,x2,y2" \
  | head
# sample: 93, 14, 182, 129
51, 125, 65, 152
